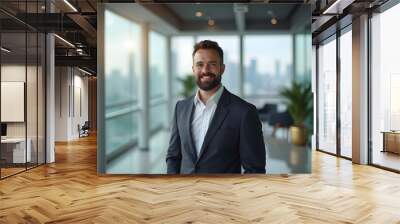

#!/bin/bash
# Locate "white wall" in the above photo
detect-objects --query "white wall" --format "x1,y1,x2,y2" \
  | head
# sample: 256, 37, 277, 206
1, 65, 26, 135
1, 65, 38, 138
1, 64, 46, 163
55, 66, 69, 141
55, 67, 89, 141
72, 73, 89, 138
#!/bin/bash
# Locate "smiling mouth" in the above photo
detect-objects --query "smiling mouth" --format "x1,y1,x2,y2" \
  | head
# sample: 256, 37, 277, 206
201, 76, 214, 81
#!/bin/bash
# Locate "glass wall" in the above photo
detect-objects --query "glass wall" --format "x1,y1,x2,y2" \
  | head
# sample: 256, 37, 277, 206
294, 31, 313, 141
104, 9, 141, 171
148, 30, 168, 173
244, 35, 293, 107
149, 31, 167, 100
339, 28, 352, 158
171, 36, 195, 101
27, 31, 38, 169
0, 2, 46, 179
149, 30, 168, 133
171, 34, 295, 107
295, 33, 312, 82
317, 36, 337, 154
1, 31, 27, 177
371, 3, 400, 171
38, 32, 45, 165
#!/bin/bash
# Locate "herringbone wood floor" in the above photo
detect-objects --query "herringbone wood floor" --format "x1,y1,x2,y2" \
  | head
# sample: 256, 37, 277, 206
1, 134, 400, 223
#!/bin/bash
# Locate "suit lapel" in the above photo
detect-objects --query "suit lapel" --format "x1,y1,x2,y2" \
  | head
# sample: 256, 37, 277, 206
197, 90, 231, 162
184, 99, 198, 162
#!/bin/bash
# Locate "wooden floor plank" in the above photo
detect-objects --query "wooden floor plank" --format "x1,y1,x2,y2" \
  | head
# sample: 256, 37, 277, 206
0, 134, 400, 223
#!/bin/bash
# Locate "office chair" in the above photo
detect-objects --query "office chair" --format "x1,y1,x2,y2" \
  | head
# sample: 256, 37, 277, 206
79, 121, 90, 138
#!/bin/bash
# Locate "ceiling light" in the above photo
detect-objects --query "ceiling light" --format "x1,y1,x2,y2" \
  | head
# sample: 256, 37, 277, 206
1, 47, 11, 53
271, 17, 278, 25
41, 5, 46, 10
63, 0, 78, 12
195, 11, 203, 17
208, 19, 215, 26
78, 67, 92, 76
54, 34, 75, 48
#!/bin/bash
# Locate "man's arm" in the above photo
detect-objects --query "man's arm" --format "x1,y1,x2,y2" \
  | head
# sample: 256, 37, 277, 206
239, 105, 266, 173
166, 102, 182, 174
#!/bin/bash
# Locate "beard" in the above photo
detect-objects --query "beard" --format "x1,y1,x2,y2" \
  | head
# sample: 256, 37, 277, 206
196, 72, 222, 91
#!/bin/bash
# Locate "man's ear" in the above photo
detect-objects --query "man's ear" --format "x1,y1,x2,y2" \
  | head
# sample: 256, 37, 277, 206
220, 64, 225, 75
192, 65, 195, 73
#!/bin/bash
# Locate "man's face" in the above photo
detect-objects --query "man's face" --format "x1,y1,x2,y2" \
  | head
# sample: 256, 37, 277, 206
192, 48, 225, 91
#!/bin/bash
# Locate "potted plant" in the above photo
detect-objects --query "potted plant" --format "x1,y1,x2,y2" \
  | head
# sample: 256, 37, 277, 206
279, 80, 313, 145
177, 75, 196, 98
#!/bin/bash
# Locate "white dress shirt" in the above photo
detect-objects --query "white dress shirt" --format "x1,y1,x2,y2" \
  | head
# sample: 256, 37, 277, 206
191, 85, 224, 157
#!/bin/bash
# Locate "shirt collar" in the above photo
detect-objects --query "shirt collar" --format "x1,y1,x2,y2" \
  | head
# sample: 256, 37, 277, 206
194, 85, 224, 106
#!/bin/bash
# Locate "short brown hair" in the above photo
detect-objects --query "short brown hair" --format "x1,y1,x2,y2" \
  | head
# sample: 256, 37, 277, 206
192, 40, 224, 64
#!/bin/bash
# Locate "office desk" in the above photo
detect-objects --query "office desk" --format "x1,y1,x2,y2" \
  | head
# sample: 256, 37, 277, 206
381, 131, 400, 154
1, 138, 32, 163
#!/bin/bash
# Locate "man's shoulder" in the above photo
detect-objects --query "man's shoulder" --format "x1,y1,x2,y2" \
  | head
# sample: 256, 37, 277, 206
225, 90, 257, 111
175, 95, 194, 108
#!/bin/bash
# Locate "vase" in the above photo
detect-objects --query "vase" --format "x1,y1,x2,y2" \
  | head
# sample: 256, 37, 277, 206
290, 126, 307, 146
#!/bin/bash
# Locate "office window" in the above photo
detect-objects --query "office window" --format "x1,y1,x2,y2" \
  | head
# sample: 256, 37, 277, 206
149, 102, 168, 132
295, 33, 312, 82
339, 29, 352, 158
196, 35, 240, 95
317, 36, 337, 154
312, 45, 317, 150
171, 36, 195, 100
149, 31, 167, 100
104, 10, 141, 162
105, 10, 140, 108
371, 3, 400, 171
244, 35, 292, 107
149, 30, 168, 133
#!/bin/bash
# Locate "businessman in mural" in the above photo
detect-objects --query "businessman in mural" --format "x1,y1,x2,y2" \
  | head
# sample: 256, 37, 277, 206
166, 40, 266, 174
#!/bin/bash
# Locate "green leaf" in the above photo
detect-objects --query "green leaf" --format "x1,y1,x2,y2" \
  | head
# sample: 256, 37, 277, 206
279, 80, 313, 127
177, 75, 196, 98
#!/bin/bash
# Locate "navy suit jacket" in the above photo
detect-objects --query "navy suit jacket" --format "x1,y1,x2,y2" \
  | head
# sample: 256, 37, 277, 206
166, 89, 266, 174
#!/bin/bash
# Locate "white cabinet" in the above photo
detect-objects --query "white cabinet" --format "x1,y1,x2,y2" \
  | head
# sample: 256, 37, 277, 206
1, 138, 32, 163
